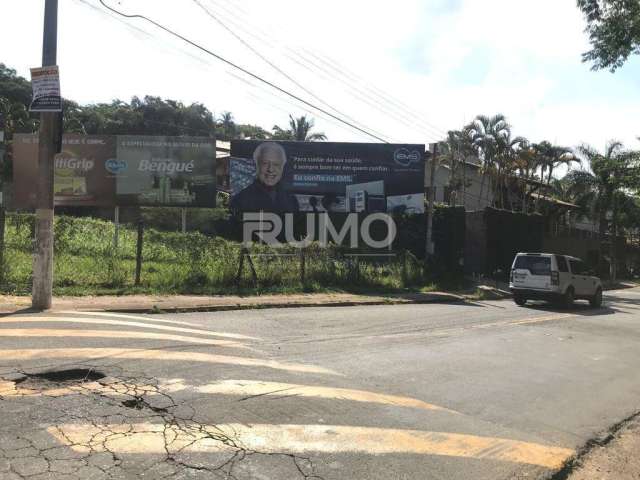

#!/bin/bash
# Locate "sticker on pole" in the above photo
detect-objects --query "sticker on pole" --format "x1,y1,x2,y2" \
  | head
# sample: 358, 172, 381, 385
29, 66, 62, 112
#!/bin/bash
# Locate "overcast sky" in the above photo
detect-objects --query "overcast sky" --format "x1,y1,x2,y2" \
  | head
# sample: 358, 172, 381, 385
2, 0, 639, 151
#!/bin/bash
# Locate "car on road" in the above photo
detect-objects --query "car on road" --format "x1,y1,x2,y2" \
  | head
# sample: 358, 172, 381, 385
509, 253, 603, 308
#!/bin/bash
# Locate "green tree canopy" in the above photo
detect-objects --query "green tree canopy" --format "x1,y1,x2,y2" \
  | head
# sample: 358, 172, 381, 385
273, 115, 327, 141
577, 0, 640, 71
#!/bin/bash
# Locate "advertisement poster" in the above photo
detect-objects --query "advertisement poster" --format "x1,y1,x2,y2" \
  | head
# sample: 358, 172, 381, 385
13, 134, 116, 208
29, 66, 62, 112
12, 135, 216, 209
114, 136, 216, 207
230, 141, 425, 214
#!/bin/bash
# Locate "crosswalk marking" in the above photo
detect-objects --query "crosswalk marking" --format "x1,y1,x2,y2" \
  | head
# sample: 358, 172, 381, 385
57, 310, 206, 327
0, 316, 256, 340
47, 423, 574, 469
0, 348, 340, 375
0, 328, 250, 349
193, 379, 458, 413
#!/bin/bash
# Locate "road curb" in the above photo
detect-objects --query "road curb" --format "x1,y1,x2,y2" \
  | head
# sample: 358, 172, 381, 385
94, 294, 467, 315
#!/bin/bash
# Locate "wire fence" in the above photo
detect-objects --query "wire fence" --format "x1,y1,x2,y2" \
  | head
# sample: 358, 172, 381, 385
0, 213, 426, 295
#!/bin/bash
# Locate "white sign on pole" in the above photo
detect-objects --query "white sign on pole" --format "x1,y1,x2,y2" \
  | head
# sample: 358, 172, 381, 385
29, 66, 62, 112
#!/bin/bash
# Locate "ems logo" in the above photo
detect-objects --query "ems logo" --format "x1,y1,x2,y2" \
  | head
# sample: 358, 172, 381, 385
105, 158, 128, 175
393, 148, 421, 167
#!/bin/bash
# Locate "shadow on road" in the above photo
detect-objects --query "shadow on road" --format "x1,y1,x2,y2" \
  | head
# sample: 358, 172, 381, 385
519, 292, 640, 317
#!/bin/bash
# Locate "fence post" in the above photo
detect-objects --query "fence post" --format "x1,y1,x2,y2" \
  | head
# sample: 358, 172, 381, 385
401, 250, 408, 287
113, 206, 120, 249
134, 219, 144, 286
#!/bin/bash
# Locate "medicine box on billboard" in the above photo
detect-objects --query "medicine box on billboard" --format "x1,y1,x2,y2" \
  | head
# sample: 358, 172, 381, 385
229, 141, 425, 214
12, 135, 217, 209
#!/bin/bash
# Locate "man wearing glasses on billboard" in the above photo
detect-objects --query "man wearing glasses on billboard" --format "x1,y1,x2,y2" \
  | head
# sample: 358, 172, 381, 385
230, 142, 299, 212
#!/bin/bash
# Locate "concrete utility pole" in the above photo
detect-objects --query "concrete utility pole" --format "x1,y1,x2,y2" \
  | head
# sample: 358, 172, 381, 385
425, 143, 438, 265
32, 0, 59, 310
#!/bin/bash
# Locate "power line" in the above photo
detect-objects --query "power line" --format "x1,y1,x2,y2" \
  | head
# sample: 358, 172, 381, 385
77, 0, 370, 139
96, 0, 389, 143
191, 0, 392, 143
202, 0, 446, 138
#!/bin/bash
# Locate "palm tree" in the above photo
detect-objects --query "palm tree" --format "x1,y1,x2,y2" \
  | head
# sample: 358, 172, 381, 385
217, 111, 235, 140
565, 141, 638, 280
466, 114, 512, 208
513, 141, 543, 213
273, 115, 327, 142
534, 141, 577, 188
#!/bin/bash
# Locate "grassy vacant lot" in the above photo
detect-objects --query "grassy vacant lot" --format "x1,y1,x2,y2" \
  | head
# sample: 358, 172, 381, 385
2, 214, 437, 296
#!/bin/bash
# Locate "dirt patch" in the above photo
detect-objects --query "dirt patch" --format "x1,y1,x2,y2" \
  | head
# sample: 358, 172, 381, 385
553, 415, 640, 480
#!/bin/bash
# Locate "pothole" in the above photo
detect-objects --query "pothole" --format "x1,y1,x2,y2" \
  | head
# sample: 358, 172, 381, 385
122, 397, 169, 414
29, 368, 106, 383
14, 368, 107, 389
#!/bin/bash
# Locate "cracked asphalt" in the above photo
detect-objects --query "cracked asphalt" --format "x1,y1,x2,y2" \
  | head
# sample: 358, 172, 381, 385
1, 288, 640, 479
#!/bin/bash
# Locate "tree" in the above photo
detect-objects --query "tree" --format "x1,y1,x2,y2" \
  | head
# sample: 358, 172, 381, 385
273, 115, 326, 141
63, 96, 216, 137
235, 123, 270, 140
440, 129, 474, 206
565, 141, 640, 279
466, 114, 512, 208
0, 64, 39, 184
216, 111, 236, 141
577, 0, 640, 71
531, 141, 577, 212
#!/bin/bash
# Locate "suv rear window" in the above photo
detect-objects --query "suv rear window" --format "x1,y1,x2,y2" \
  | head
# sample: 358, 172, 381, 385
514, 256, 551, 276
555, 255, 569, 273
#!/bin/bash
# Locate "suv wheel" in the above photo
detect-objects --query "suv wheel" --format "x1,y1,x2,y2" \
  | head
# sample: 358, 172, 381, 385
514, 296, 527, 306
563, 287, 575, 309
590, 288, 603, 308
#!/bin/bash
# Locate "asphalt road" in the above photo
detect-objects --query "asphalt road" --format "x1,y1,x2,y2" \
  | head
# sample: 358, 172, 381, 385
1, 288, 640, 479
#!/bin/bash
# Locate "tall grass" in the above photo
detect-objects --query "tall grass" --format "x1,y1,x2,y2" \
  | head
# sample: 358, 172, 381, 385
1, 214, 428, 296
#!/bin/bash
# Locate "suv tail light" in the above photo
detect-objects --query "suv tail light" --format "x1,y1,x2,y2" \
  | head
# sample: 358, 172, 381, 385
551, 271, 559, 285
510, 270, 515, 283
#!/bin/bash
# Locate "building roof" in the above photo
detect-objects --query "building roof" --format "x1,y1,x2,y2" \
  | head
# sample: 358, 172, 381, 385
530, 193, 578, 209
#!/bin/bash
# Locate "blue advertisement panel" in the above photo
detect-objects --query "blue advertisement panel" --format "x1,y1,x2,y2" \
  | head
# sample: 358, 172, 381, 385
230, 141, 425, 214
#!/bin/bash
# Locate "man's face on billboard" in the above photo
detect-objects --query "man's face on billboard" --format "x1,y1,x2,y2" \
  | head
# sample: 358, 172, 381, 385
256, 147, 286, 187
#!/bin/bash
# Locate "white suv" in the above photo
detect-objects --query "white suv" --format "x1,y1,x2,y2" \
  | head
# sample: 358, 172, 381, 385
509, 253, 603, 308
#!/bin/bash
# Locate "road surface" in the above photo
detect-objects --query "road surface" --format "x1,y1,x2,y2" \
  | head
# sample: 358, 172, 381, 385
1, 288, 640, 479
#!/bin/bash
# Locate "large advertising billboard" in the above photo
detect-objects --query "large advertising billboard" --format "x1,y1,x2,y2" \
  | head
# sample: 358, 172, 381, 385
12, 134, 216, 208
114, 136, 216, 207
230, 141, 425, 214
13, 134, 117, 208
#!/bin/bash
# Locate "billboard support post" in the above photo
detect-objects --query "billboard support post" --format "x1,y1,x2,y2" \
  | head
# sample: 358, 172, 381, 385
425, 143, 438, 271
113, 206, 120, 249
134, 219, 144, 286
235, 247, 257, 286
32, 0, 59, 310
181, 208, 187, 234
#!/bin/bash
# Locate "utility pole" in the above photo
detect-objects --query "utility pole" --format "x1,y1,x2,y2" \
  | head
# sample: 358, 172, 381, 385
32, 0, 59, 310
425, 143, 438, 269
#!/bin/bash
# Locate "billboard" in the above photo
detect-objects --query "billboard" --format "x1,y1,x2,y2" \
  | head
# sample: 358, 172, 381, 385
12, 134, 216, 208
13, 134, 116, 207
114, 136, 216, 207
230, 141, 425, 214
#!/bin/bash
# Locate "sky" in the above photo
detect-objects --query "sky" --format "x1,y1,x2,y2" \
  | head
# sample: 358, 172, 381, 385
2, 0, 639, 153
